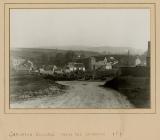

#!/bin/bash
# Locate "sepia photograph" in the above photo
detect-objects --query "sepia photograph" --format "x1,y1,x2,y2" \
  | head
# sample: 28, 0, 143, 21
10, 9, 150, 109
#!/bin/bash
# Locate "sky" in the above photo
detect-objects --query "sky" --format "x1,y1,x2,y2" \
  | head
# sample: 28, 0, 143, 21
10, 9, 150, 51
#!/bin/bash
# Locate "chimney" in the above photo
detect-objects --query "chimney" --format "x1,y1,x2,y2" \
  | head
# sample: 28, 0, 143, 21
147, 41, 150, 67
147, 41, 150, 57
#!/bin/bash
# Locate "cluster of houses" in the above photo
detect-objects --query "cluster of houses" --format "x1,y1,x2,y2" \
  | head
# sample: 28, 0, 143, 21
88, 56, 118, 71
11, 53, 145, 76
11, 58, 34, 72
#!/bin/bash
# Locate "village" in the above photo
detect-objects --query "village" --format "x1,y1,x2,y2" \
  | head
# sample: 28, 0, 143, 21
11, 47, 149, 81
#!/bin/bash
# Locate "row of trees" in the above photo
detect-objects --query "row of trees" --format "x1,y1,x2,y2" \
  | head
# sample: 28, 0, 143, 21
54, 51, 77, 66
31, 51, 86, 67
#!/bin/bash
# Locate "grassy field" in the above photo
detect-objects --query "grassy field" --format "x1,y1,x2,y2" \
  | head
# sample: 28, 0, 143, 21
105, 76, 150, 108
10, 72, 67, 103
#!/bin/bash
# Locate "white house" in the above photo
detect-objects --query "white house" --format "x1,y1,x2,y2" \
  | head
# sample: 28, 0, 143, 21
135, 57, 141, 66
66, 62, 85, 72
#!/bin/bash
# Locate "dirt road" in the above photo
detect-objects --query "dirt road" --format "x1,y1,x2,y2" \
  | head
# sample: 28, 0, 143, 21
11, 81, 134, 108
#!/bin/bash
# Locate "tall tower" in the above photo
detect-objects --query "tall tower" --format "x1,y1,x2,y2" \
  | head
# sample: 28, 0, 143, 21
147, 41, 150, 68
89, 57, 96, 71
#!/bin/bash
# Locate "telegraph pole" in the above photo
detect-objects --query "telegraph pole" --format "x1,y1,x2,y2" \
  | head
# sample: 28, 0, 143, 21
127, 49, 130, 66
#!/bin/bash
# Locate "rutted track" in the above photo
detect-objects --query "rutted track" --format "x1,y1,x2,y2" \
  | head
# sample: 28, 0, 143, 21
11, 81, 134, 108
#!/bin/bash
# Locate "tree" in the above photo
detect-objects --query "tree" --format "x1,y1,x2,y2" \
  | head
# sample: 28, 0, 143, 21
64, 51, 76, 64
54, 53, 65, 66
80, 53, 85, 58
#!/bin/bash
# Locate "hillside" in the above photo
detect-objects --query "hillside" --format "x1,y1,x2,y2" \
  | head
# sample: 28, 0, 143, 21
11, 48, 100, 57
85, 46, 145, 55
10, 48, 100, 66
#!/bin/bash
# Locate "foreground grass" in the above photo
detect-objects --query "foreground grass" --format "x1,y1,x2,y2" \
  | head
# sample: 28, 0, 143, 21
10, 72, 67, 102
105, 76, 150, 108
